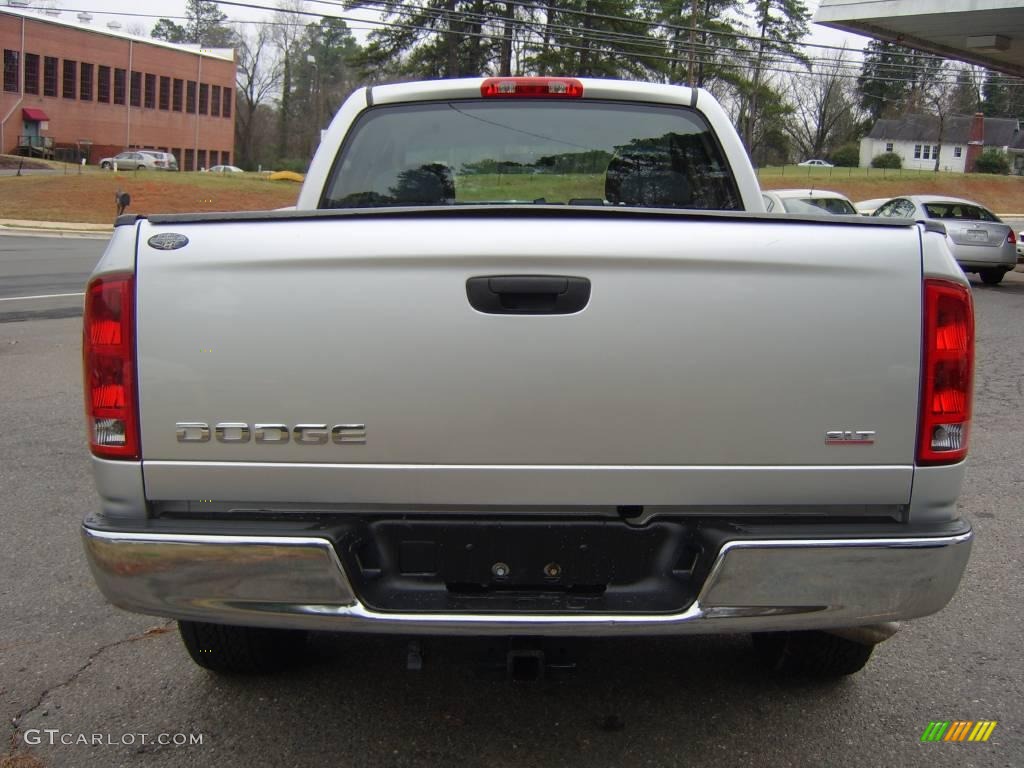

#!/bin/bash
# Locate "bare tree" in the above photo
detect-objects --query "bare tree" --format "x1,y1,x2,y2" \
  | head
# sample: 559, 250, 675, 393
235, 23, 282, 168
922, 62, 955, 172
787, 48, 857, 160
272, 0, 308, 161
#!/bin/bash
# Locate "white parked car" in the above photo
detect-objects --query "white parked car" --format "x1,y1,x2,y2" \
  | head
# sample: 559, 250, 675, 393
797, 159, 834, 167
206, 165, 244, 173
762, 189, 857, 215
854, 198, 891, 216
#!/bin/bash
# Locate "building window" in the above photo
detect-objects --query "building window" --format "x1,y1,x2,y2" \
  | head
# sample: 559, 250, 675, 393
23, 53, 39, 95
186, 80, 196, 113
954, 146, 963, 158
199, 83, 209, 115
172, 78, 183, 111
159, 76, 170, 110
3, 49, 19, 93
885, 142, 893, 153
130, 71, 141, 107
43, 56, 58, 97
98, 66, 110, 103
184, 148, 194, 172
172, 148, 182, 168
62, 60, 77, 99
913, 145, 921, 159
198, 149, 207, 170
932, 145, 939, 158
113, 68, 126, 105
222, 87, 231, 118
80, 62, 93, 101
211, 85, 221, 117
144, 73, 156, 109
221, 150, 231, 165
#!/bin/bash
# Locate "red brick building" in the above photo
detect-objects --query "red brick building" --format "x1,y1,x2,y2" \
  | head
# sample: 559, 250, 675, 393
1, 7, 235, 170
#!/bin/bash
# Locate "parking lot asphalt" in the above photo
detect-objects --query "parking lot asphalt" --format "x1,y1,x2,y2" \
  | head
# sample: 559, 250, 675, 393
0, 236, 105, 323
0, 247, 1022, 768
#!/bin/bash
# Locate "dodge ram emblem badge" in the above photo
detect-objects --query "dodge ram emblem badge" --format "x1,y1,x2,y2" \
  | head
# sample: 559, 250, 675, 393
148, 233, 189, 251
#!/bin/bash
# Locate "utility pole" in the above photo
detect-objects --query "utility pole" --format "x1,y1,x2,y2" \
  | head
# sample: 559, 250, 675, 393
306, 54, 319, 156
687, 0, 697, 85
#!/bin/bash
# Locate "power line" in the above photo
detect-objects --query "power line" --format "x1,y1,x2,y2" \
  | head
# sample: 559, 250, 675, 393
306, 0, 1024, 83
348, 0, 952, 61
0, 1, 964, 80
13, 3, 1024, 88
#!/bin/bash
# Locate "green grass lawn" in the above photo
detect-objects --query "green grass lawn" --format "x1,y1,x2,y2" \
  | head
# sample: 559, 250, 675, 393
456, 172, 606, 202
756, 165, 948, 181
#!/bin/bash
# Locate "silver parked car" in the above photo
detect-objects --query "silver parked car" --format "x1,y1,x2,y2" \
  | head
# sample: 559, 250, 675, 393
762, 188, 858, 215
872, 195, 1016, 284
99, 151, 160, 171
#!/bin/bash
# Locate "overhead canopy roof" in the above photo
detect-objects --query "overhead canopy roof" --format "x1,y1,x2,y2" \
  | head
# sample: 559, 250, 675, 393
22, 108, 49, 122
814, 0, 1024, 78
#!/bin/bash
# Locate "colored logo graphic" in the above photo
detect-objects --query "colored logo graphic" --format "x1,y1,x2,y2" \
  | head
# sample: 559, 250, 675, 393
921, 721, 998, 742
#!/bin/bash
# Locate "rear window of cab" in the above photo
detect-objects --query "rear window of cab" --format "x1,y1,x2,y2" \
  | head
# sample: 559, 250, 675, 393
321, 100, 742, 211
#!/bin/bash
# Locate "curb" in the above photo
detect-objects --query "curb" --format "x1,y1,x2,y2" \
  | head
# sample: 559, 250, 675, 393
0, 225, 111, 239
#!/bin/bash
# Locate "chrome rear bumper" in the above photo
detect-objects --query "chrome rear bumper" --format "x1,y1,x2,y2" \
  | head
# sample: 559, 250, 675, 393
82, 523, 973, 636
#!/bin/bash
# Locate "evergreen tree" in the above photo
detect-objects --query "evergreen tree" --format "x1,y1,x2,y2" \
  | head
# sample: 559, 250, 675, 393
950, 66, 982, 115
651, 0, 743, 88
527, 0, 661, 79
981, 71, 1024, 118
152, 0, 235, 47
352, 0, 504, 78
151, 18, 188, 44
857, 41, 945, 125
734, 0, 810, 160
295, 19, 362, 154
350, 0, 663, 80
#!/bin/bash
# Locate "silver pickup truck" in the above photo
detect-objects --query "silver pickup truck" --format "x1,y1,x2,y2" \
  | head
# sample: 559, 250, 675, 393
81, 77, 974, 679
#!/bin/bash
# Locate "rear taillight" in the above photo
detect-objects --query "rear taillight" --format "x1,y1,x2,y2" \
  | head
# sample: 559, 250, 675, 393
1008, 229, 1016, 245
83, 274, 139, 460
918, 279, 973, 465
481, 77, 584, 98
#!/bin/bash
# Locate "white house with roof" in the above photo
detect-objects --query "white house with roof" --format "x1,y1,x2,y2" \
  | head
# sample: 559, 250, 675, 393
859, 114, 1024, 173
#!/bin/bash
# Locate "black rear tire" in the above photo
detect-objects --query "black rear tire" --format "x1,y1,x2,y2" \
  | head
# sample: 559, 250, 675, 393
178, 620, 308, 674
100, 161, 111, 170
979, 269, 1006, 285
752, 630, 874, 678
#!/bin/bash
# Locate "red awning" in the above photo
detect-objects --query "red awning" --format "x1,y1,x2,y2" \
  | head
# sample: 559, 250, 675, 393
22, 107, 49, 122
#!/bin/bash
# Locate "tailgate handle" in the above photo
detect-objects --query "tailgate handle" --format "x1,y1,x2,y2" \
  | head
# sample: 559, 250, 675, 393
466, 275, 591, 315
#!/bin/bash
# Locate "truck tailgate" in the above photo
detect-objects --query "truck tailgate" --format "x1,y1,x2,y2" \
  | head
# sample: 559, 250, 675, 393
135, 213, 922, 507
